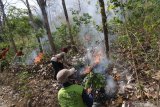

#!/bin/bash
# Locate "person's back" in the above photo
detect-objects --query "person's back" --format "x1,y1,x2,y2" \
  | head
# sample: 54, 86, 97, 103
57, 68, 93, 107
51, 53, 65, 80
58, 84, 86, 107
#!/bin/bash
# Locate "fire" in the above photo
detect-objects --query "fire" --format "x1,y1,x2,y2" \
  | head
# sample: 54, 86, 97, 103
93, 50, 103, 65
83, 50, 103, 74
84, 66, 92, 74
34, 53, 44, 64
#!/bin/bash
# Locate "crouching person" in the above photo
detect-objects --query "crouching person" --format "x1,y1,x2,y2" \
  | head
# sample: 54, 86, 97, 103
57, 68, 93, 107
51, 52, 66, 80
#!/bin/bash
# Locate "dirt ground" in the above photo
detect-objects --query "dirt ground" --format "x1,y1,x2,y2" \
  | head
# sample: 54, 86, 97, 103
0, 57, 159, 107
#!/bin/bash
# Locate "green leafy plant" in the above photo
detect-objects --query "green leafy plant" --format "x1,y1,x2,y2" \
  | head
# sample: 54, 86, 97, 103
83, 72, 106, 89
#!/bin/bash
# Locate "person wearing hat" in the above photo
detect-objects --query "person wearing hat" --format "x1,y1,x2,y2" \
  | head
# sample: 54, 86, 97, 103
57, 68, 93, 107
51, 52, 69, 80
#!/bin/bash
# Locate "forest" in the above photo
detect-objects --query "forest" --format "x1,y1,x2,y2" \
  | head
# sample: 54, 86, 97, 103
0, 0, 160, 107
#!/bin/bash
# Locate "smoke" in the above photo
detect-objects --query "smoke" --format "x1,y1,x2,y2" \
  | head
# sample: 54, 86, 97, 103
105, 75, 117, 96
77, 24, 119, 96
25, 0, 119, 98
93, 59, 109, 74
25, 49, 37, 65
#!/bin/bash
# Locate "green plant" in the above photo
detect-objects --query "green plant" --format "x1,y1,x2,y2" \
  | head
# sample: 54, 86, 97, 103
16, 71, 31, 95
71, 9, 92, 26
83, 72, 106, 89
52, 23, 80, 49
110, 0, 160, 70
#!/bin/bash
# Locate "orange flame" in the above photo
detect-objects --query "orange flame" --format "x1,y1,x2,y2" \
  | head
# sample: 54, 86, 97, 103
83, 49, 104, 74
34, 53, 44, 64
84, 66, 92, 74
93, 51, 102, 65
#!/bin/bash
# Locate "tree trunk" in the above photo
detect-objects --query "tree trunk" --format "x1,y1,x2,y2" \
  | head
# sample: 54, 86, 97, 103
36, 35, 43, 53
0, 17, 2, 27
62, 0, 75, 45
37, 0, 56, 54
98, 0, 109, 58
0, 15, 2, 35
0, 0, 17, 53
0, 0, 6, 26
41, 6, 56, 54
25, 0, 43, 53
78, 0, 81, 12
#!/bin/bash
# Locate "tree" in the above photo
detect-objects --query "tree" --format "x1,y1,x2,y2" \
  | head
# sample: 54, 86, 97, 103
0, 0, 17, 53
0, 0, 6, 26
0, 1, 3, 41
98, 0, 109, 58
61, 0, 75, 45
111, 0, 160, 69
78, 0, 81, 12
24, 0, 43, 52
36, 0, 56, 54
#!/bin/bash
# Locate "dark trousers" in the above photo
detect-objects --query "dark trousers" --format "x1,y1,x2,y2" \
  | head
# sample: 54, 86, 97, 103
51, 61, 64, 80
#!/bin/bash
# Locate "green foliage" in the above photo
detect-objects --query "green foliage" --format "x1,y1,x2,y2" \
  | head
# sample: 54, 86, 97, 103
0, 42, 9, 49
18, 71, 31, 82
17, 71, 32, 98
0, 59, 9, 71
0, 6, 43, 61
33, 17, 44, 29
71, 9, 92, 26
52, 24, 68, 48
17, 71, 30, 89
51, 9, 92, 48
95, 24, 103, 32
2, 6, 32, 40
7, 6, 28, 18
15, 16, 32, 37
110, 0, 121, 7
35, 28, 45, 38
117, 35, 130, 48
52, 23, 80, 49
111, 0, 160, 69
83, 72, 106, 89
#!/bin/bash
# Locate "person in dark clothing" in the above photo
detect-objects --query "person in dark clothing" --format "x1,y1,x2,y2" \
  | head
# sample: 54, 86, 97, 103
57, 68, 93, 107
51, 52, 67, 80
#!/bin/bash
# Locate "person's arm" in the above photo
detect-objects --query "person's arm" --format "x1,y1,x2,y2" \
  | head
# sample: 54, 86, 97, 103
82, 89, 93, 107
79, 66, 92, 79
